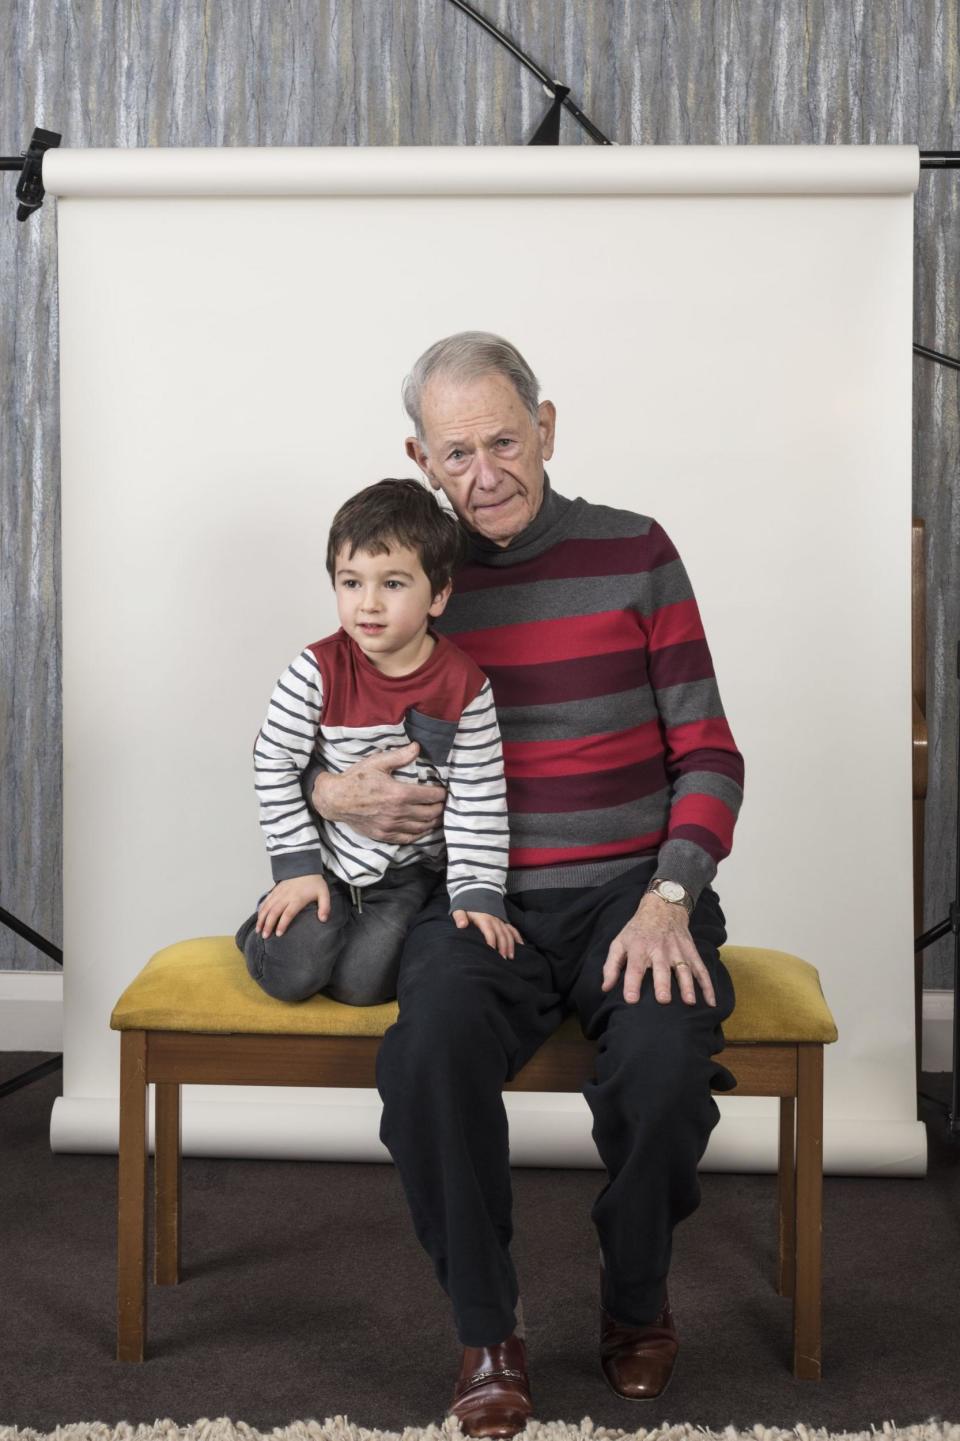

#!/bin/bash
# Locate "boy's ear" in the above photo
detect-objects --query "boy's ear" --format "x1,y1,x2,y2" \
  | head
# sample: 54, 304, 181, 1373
429, 581, 453, 618
406, 436, 440, 491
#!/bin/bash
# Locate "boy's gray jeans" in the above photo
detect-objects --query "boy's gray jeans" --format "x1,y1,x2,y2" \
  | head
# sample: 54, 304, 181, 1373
235, 864, 441, 1006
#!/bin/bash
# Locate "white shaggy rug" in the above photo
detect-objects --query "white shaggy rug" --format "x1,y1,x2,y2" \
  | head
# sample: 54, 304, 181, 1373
2, 1421, 959, 1441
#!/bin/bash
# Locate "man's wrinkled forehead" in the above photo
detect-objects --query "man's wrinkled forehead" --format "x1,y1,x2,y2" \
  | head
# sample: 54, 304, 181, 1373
420, 370, 531, 445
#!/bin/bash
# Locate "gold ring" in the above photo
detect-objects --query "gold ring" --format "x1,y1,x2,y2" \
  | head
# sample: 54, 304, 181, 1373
675, 961, 690, 968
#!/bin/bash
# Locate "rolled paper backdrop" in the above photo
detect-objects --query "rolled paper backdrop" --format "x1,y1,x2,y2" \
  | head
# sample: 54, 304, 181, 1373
50, 144, 923, 1173
43, 144, 920, 197
50, 1093, 926, 1177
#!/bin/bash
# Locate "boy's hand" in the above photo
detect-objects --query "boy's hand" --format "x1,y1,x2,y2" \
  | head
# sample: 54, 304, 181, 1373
452, 909, 524, 960
256, 874, 330, 939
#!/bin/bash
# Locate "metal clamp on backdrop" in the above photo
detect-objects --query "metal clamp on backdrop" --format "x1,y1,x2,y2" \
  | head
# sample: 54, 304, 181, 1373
0, 126, 61, 220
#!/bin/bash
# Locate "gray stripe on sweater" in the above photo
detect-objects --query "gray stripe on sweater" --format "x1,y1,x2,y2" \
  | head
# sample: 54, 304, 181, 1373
559, 501, 654, 540
653, 838, 716, 905
654, 676, 727, 727
443, 558, 693, 635
442, 575, 642, 633
509, 789, 672, 848
507, 854, 656, 892
507, 841, 713, 906
672, 769, 743, 812
470, 496, 654, 555
495, 687, 660, 739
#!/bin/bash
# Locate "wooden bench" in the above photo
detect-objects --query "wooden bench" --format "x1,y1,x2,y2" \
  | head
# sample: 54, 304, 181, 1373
111, 937, 837, 1377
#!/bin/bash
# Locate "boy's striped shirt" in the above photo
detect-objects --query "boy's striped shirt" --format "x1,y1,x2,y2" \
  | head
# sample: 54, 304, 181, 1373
253, 630, 508, 918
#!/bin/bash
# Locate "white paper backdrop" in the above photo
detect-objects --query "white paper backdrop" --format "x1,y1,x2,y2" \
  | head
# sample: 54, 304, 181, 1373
45, 146, 925, 1174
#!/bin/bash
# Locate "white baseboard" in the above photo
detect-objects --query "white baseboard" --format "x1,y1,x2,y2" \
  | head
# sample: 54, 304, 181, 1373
0, 970, 63, 1051
923, 988, 955, 1072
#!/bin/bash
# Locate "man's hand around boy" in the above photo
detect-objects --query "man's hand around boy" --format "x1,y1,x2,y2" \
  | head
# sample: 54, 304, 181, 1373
256, 874, 330, 939
311, 742, 445, 844
453, 909, 524, 960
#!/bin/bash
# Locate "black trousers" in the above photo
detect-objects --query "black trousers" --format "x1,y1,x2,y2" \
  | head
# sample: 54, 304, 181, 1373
376, 858, 737, 1346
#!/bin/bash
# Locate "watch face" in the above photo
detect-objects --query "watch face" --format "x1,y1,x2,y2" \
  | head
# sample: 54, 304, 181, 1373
656, 880, 685, 903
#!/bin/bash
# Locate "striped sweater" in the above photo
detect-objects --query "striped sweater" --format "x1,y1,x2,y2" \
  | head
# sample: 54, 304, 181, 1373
433, 478, 744, 903
253, 629, 508, 919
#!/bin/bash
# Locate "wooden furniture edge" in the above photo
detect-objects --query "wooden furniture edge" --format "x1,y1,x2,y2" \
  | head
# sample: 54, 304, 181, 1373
120, 1029, 826, 1380
139, 1029, 812, 1092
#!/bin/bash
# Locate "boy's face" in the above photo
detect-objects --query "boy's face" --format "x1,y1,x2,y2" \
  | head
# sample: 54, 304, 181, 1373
333, 543, 451, 675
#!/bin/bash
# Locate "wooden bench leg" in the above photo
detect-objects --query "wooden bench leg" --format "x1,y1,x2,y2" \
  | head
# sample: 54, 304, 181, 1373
793, 1045, 824, 1379
155, 1082, 181, 1285
777, 1095, 796, 1297
117, 1031, 148, 1362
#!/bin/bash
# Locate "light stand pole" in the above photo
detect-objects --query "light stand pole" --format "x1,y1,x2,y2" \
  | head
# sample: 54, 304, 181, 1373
912, 151, 960, 1142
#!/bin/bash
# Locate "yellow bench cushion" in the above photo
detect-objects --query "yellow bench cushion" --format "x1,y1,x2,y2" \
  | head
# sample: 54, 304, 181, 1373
110, 937, 837, 1045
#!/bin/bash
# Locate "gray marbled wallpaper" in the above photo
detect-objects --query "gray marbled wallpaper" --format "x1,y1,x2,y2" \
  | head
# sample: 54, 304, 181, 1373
1, 1, 958, 987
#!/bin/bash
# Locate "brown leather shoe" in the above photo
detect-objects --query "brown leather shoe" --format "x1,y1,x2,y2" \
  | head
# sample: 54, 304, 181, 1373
449, 1332, 533, 1438
599, 1297, 679, 1399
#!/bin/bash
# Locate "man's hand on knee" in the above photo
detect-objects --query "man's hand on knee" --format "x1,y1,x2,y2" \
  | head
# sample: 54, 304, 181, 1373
310, 742, 445, 844
601, 894, 716, 1007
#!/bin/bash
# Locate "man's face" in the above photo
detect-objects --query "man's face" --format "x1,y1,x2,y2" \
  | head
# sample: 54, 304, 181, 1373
405, 371, 556, 547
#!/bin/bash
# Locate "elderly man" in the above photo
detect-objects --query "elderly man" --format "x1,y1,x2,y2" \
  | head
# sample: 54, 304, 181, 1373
309, 333, 743, 1436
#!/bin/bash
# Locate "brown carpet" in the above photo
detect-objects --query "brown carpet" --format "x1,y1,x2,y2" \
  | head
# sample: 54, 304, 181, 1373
7, 1426, 960, 1441
1, 1054, 959, 1433
3, 1425, 960, 1441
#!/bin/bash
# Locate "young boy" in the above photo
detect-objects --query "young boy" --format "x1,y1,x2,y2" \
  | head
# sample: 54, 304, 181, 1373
235, 478, 521, 1006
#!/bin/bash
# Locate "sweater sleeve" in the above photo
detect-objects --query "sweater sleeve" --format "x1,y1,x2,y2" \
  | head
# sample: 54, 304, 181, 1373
638, 522, 745, 903
442, 679, 509, 921
253, 648, 328, 882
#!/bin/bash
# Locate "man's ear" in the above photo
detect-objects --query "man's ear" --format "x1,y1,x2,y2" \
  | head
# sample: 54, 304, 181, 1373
405, 436, 440, 491
429, 581, 453, 618
537, 400, 557, 464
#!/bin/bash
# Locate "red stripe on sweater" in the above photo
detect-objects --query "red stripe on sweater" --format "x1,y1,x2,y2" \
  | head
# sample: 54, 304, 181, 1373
670, 823, 728, 863
644, 598, 705, 648
486, 649, 646, 708
502, 722, 663, 777
665, 717, 745, 784
451, 609, 643, 667
670, 792, 736, 853
510, 833, 663, 868
507, 755, 669, 814
454, 535, 654, 592
649, 638, 714, 689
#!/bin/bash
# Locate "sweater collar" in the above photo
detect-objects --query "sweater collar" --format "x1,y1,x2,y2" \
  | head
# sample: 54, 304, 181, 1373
463, 473, 576, 567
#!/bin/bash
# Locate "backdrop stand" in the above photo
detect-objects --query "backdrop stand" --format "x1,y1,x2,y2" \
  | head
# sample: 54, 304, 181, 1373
1, 138, 955, 1135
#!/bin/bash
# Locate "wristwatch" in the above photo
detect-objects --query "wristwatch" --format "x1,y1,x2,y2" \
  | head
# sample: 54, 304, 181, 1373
645, 876, 694, 916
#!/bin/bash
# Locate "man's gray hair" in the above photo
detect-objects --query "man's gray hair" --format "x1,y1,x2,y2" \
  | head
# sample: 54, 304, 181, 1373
402, 331, 541, 444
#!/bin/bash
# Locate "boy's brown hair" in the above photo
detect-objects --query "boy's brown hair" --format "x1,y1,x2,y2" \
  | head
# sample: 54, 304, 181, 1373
325, 479, 467, 596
